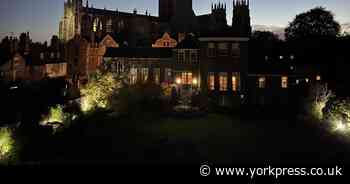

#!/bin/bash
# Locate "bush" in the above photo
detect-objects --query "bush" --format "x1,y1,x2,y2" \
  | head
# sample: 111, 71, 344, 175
323, 97, 350, 131
111, 82, 167, 119
307, 83, 334, 120
80, 71, 122, 113
0, 128, 16, 164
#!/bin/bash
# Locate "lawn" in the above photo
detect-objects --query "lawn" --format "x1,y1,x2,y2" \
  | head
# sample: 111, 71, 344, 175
37, 112, 350, 165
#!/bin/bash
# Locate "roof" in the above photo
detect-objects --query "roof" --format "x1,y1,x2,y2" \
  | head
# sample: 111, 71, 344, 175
176, 35, 200, 49
104, 47, 173, 58
86, 7, 159, 21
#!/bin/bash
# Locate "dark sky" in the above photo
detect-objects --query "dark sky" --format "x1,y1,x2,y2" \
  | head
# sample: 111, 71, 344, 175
0, 0, 349, 42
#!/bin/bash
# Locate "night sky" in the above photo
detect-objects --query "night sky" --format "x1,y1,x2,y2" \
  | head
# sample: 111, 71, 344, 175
0, 0, 349, 42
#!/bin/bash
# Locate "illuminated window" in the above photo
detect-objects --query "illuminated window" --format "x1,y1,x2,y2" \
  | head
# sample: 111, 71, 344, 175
219, 72, 228, 91
130, 67, 137, 84
208, 72, 215, 90
296, 79, 300, 85
153, 68, 161, 84
93, 18, 99, 32
258, 77, 266, 89
181, 72, 192, 85
50, 52, 55, 59
305, 78, 309, 83
232, 42, 240, 57
141, 68, 149, 82
218, 43, 229, 56
164, 68, 172, 82
316, 75, 321, 81
106, 19, 113, 33
208, 43, 216, 57
281, 76, 288, 88
232, 72, 240, 91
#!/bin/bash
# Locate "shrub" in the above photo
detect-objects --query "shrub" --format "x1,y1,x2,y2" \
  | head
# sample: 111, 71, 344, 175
0, 128, 16, 164
80, 71, 122, 112
307, 83, 334, 120
111, 82, 166, 119
323, 97, 350, 132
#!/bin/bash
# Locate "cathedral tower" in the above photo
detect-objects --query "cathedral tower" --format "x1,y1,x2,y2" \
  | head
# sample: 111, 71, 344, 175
159, 0, 176, 22
232, 0, 251, 37
59, 0, 83, 42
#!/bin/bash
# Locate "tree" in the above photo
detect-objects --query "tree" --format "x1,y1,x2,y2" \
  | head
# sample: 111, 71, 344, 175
80, 71, 123, 113
285, 7, 341, 41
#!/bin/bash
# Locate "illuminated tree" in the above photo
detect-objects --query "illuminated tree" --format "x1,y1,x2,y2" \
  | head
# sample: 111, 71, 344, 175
80, 71, 123, 112
285, 7, 341, 41
308, 83, 334, 120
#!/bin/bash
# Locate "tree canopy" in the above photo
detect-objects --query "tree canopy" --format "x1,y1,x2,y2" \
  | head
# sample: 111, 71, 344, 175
285, 7, 341, 41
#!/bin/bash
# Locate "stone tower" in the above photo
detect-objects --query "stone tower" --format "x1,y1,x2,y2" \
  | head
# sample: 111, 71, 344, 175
170, 0, 198, 33
211, 2, 228, 31
159, 0, 176, 22
232, 0, 251, 37
59, 0, 83, 42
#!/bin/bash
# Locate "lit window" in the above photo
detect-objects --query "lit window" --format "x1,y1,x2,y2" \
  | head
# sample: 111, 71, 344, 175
258, 77, 266, 89
265, 56, 269, 61
130, 67, 137, 84
232, 72, 240, 91
154, 68, 160, 84
219, 72, 228, 91
232, 43, 240, 57
209, 72, 215, 90
296, 79, 300, 84
141, 68, 149, 82
164, 68, 172, 82
208, 43, 216, 57
316, 75, 321, 81
305, 78, 310, 83
281, 76, 288, 88
50, 52, 55, 59
290, 55, 295, 60
279, 56, 284, 60
218, 43, 229, 56
181, 72, 192, 85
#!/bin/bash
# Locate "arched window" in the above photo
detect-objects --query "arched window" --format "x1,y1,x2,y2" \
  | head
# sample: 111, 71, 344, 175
106, 19, 113, 33
93, 18, 99, 32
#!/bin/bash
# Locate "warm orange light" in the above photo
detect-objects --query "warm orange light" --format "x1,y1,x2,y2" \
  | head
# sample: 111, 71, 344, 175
316, 75, 321, 81
192, 78, 198, 85
176, 78, 182, 84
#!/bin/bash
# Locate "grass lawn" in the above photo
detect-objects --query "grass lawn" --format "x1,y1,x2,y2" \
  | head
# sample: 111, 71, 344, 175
42, 112, 350, 165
